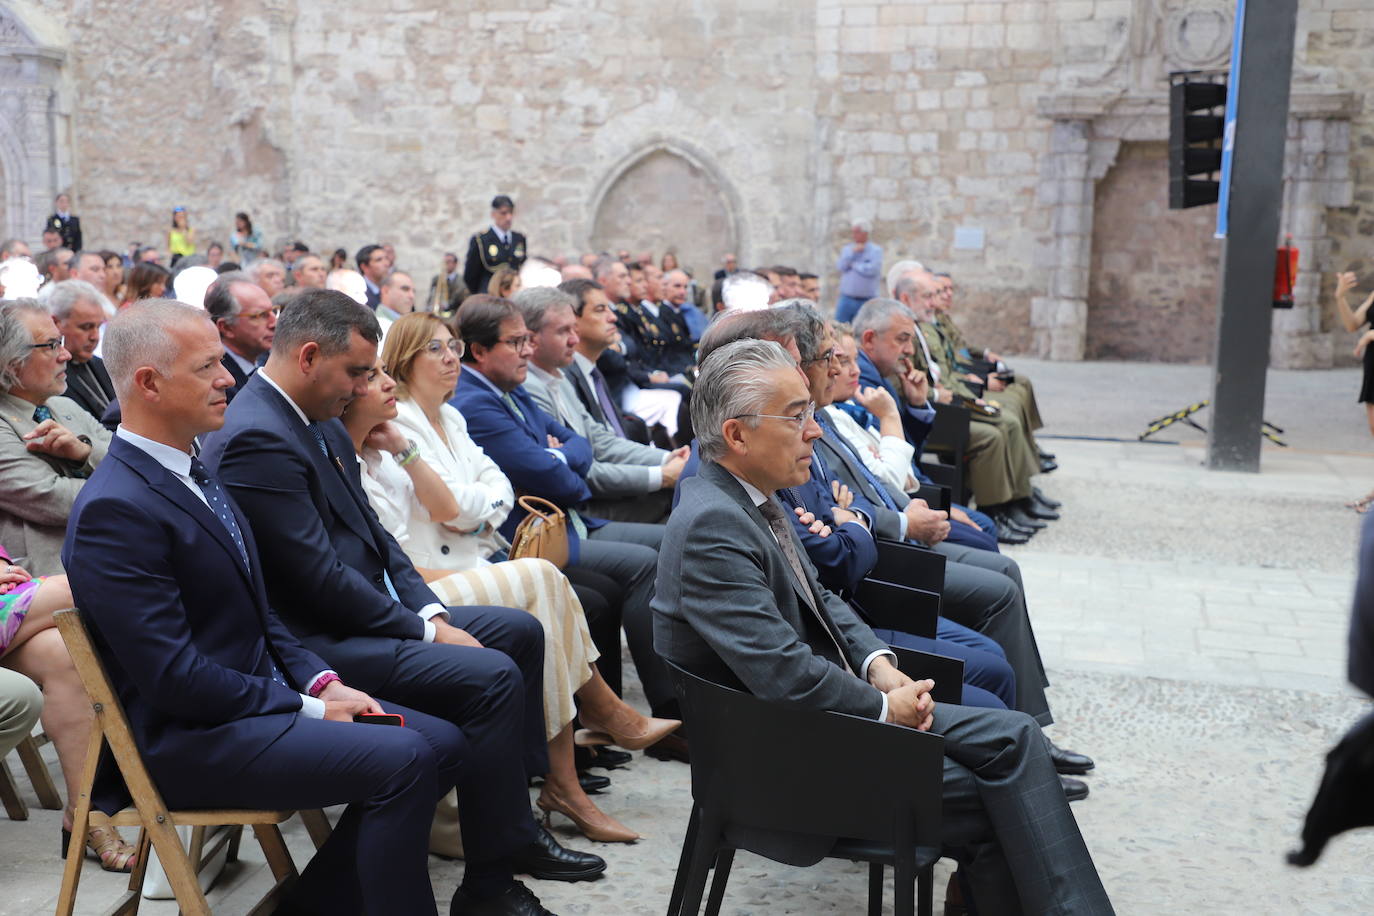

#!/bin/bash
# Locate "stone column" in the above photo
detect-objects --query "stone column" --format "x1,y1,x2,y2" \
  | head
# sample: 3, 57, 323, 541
1031, 118, 1095, 360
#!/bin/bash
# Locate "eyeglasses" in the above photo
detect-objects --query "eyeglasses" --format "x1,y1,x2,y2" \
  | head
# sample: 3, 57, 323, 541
733, 402, 817, 430
27, 339, 63, 353
499, 335, 532, 351
424, 338, 465, 357
800, 348, 836, 368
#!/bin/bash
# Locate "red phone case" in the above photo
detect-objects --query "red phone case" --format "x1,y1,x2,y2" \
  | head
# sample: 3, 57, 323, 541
353, 713, 405, 727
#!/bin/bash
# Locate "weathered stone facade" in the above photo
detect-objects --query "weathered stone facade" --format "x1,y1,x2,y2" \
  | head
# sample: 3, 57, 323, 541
2, 0, 1371, 366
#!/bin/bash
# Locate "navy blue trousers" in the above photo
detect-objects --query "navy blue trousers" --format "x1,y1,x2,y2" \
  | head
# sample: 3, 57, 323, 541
873, 615, 1015, 710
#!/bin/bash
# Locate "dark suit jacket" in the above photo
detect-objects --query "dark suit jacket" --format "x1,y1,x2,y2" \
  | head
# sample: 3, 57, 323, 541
564, 360, 651, 444
463, 228, 527, 295
61, 357, 116, 421
857, 349, 933, 459
47, 213, 81, 251
62, 436, 330, 813
776, 449, 882, 596
449, 370, 600, 557
200, 374, 437, 679
220, 352, 252, 404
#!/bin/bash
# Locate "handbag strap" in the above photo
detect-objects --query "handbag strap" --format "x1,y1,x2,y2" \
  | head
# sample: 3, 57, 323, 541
516, 495, 564, 522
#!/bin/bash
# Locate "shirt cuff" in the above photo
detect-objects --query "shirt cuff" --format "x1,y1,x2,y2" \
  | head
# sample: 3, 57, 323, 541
646, 465, 663, 489
546, 448, 569, 464
419, 602, 449, 622
895, 511, 908, 539
299, 694, 326, 719
860, 649, 897, 683
422, 619, 436, 642
877, 692, 890, 723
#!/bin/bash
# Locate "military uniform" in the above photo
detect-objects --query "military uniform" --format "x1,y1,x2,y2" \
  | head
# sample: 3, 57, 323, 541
919, 320, 1038, 508
936, 312, 1044, 433
462, 227, 526, 294
46, 211, 82, 251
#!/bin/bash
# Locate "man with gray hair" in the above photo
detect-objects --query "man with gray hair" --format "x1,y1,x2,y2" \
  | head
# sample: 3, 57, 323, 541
0, 298, 111, 575
655, 338, 1113, 915
517, 286, 688, 523
835, 219, 882, 322
47, 279, 115, 420
203, 271, 276, 404
248, 257, 286, 300
718, 270, 772, 312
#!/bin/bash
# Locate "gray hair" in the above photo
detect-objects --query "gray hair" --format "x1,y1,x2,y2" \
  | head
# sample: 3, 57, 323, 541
513, 286, 576, 332
720, 271, 772, 311
103, 300, 211, 400
248, 258, 285, 283
851, 218, 872, 233
693, 339, 800, 462
0, 239, 27, 259
203, 270, 254, 325
891, 273, 923, 304
698, 308, 798, 363
45, 279, 107, 321
0, 299, 52, 392
885, 259, 924, 297
772, 300, 827, 363
852, 297, 913, 339
272, 287, 380, 356
592, 256, 623, 281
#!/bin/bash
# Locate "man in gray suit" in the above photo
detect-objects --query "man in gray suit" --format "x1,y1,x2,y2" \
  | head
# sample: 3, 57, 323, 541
0, 299, 111, 575
516, 286, 689, 523
654, 338, 1113, 915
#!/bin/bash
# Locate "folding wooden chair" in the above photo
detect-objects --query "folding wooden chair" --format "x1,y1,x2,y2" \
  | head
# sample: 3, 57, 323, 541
1, 732, 64, 820
53, 608, 304, 916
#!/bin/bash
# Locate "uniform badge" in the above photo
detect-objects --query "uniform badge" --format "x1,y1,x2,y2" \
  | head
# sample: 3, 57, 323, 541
488, 244, 499, 257
514, 245, 524, 258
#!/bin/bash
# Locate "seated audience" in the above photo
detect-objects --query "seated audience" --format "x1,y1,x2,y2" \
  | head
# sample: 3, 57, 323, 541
654, 338, 1113, 914
0, 668, 40, 759
377, 269, 418, 336
291, 252, 328, 289
65, 300, 464, 912
430, 251, 468, 313
203, 271, 276, 403
35, 248, 73, 290
120, 261, 171, 307
489, 265, 522, 300
661, 268, 707, 345
47, 280, 116, 421
592, 257, 684, 440
558, 278, 655, 445
0, 300, 111, 576
68, 251, 109, 293
356, 243, 388, 307
200, 288, 601, 903
517, 287, 687, 523
248, 257, 287, 299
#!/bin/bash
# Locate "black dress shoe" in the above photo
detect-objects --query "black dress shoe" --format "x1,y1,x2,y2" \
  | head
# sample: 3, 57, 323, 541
1038, 448, 1056, 462
1039, 457, 1059, 474
1018, 497, 1060, 521
643, 732, 689, 763
1061, 775, 1089, 802
575, 745, 632, 771
995, 525, 1031, 545
509, 824, 606, 882
451, 880, 556, 916
1048, 742, 1095, 775
1006, 506, 1047, 530
1032, 486, 1062, 509
986, 509, 1035, 539
579, 772, 610, 793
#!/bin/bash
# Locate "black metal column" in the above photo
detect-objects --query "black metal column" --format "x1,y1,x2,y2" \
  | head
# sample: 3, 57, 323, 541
1206, 0, 1298, 472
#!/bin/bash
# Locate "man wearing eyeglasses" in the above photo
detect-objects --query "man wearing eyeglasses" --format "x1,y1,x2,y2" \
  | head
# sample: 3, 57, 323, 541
0, 299, 111, 576
204, 271, 277, 404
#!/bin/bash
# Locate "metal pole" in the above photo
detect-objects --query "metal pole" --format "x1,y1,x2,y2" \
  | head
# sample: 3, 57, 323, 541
1206, 0, 1298, 472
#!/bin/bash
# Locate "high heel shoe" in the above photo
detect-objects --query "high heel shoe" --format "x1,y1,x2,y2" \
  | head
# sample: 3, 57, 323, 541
61, 825, 138, 872
576, 710, 681, 751
537, 789, 641, 843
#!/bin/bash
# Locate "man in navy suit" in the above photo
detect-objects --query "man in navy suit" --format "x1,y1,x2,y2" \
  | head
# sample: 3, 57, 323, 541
64, 300, 464, 915
203, 270, 276, 404
200, 289, 591, 914
448, 295, 678, 732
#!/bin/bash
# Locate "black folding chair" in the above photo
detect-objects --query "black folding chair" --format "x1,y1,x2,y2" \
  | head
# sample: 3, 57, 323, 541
665, 652, 956, 916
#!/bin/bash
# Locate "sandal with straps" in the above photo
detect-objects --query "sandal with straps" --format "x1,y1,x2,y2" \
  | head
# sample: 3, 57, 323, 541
61, 825, 139, 872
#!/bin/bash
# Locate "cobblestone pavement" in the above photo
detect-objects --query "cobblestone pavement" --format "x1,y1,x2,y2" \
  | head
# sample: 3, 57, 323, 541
4, 360, 1372, 915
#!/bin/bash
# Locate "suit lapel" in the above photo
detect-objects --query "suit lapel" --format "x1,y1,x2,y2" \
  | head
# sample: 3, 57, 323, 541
566, 364, 601, 423
815, 419, 885, 507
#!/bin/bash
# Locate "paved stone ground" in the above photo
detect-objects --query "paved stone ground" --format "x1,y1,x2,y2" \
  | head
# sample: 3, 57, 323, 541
3, 359, 1373, 914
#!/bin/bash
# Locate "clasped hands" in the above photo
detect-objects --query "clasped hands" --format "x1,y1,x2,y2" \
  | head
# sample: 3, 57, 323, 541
868, 656, 935, 731
24, 419, 92, 464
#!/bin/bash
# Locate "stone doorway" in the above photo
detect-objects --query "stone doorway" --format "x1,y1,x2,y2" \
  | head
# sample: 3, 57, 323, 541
589, 146, 737, 283
1086, 141, 1222, 363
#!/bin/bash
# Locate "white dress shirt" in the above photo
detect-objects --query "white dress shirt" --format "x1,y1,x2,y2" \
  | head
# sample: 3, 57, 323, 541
114, 426, 328, 718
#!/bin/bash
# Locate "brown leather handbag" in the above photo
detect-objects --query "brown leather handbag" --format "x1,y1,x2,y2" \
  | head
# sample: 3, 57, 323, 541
507, 496, 570, 569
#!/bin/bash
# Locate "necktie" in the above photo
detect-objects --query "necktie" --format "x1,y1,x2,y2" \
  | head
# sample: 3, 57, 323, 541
188, 457, 251, 569
502, 392, 526, 423
309, 424, 403, 604
818, 415, 901, 512
757, 497, 853, 675
32, 405, 52, 423
588, 368, 626, 438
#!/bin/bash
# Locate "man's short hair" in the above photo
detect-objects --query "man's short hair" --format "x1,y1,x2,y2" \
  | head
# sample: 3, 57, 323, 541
290, 241, 310, 254
456, 294, 520, 363
891, 273, 924, 304
798, 272, 818, 282
772, 301, 826, 362
203, 271, 255, 325
382, 270, 410, 289
0, 239, 27, 259
513, 286, 576, 333
0, 299, 50, 392
852, 218, 872, 233
693, 339, 800, 462
35, 248, 72, 278
102, 300, 210, 400
852, 298, 913, 339
557, 278, 603, 316
719, 271, 772, 311
248, 259, 285, 283
45, 279, 106, 321
885, 259, 925, 297
491, 194, 515, 210
355, 244, 382, 271
697, 308, 798, 363
592, 256, 621, 282
272, 288, 381, 356
772, 265, 799, 279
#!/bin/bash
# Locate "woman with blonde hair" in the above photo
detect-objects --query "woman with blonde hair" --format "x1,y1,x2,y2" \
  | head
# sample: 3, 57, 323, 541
342, 313, 678, 844
488, 265, 521, 299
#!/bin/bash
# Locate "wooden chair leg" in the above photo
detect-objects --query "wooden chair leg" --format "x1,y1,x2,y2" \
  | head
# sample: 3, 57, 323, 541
253, 823, 299, 882
868, 863, 885, 916
188, 825, 208, 872
107, 828, 152, 916
54, 728, 104, 916
298, 807, 333, 850
702, 847, 735, 916
226, 824, 245, 863
16, 734, 63, 810
144, 813, 211, 916
0, 757, 28, 820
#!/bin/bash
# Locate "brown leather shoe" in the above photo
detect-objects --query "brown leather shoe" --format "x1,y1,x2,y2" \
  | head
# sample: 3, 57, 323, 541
643, 732, 689, 763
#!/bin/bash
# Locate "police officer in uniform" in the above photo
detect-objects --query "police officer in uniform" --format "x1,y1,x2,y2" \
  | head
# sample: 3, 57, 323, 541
463, 195, 527, 295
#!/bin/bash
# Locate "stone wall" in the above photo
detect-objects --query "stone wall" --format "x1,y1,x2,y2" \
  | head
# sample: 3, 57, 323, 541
3, 0, 1373, 367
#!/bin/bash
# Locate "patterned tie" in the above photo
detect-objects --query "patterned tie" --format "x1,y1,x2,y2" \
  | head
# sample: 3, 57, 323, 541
817, 414, 901, 512
309, 423, 404, 604
32, 405, 52, 423
188, 456, 251, 569
502, 391, 526, 423
587, 367, 626, 438
757, 497, 853, 675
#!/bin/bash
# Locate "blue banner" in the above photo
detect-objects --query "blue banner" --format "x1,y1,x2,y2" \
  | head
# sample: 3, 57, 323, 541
1215, 0, 1246, 239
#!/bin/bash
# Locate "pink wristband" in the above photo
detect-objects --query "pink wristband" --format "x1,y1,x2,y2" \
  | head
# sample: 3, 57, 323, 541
309, 672, 341, 697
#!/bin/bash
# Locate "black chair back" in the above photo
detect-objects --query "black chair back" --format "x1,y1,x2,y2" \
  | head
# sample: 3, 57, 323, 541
854, 578, 939, 639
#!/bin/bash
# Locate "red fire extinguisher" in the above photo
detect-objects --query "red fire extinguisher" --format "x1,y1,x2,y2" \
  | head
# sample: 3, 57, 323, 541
1273, 236, 1298, 309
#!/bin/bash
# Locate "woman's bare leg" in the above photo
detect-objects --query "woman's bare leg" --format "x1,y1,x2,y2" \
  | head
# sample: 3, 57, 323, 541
537, 724, 638, 842
3, 628, 89, 829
